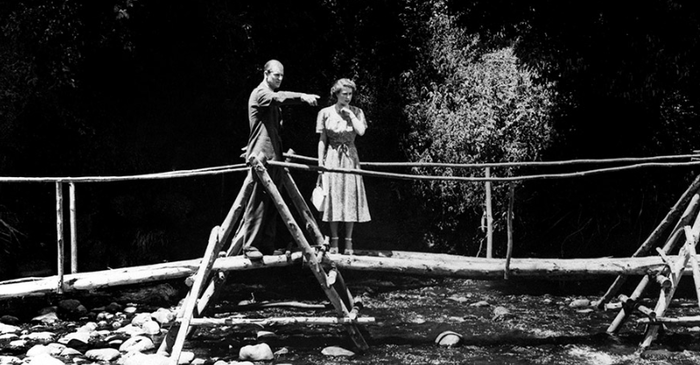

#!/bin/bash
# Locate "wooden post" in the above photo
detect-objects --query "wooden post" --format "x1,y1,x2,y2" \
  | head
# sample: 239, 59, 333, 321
169, 226, 224, 365
218, 170, 254, 249
55, 182, 65, 294
687, 244, 700, 310
158, 172, 255, 355
280, 170, 324, 246
485, 167, 493, 259
69, 182, 78, 274
504, 183, 515, 279
280, 148, 325, 246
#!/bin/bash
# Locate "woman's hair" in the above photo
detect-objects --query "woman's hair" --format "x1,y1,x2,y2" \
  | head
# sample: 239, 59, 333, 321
330, 78, 356, 99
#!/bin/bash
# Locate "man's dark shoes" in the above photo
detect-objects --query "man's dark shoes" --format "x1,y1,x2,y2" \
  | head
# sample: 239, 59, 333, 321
244, 246, 264, 262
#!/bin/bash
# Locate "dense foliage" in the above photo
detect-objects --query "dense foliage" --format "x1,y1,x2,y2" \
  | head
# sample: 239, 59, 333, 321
402, 4, 555, 253
0, 0, 698, 277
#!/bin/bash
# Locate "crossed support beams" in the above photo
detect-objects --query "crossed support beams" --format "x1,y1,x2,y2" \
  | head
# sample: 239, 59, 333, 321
160, 153, 370, 365
602, 175, 700, 352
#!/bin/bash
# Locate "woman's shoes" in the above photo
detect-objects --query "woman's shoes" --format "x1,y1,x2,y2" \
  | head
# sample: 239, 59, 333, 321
329, 237, 339, 254
343, 238, 353, 255
326, 237, 355, 255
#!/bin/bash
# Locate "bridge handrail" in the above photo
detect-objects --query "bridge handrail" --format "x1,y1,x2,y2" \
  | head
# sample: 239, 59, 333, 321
273, 157, 700, 182
0, 164, 249, 183
0, 153, 698, 184
286, 152, 700, 169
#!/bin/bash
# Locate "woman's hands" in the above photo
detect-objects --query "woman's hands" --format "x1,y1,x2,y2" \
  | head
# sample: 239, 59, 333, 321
339, 107, 356, 120
340, 106, 366, 136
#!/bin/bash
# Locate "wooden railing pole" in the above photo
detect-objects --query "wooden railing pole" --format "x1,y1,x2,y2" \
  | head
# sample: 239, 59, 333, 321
505, 183, 515, 279
55, 182, 65, 294
69, 182, 78, 274
485, 167, 493, 258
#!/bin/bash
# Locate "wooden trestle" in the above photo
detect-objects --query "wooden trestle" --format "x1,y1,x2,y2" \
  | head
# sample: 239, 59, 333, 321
600, 174, 700, 352
158, 153, 371, 365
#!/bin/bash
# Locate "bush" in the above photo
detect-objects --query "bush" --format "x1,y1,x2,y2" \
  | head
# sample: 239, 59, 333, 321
403, 4, 555, 254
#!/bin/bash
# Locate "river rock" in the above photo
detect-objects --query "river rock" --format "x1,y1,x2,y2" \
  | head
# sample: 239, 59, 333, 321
24, 353, 64, 365
274, 347, 289, 356
22, 331, 55, 344
435, 331, 463, 347
177, 351, 195, 364
7, 339, 27, 350
0, 323, 20, 334
119, 336, 154, 353
141, 320, 161, 335
106, 333, 130, 347
115, 324, 146, 337
78, 322, 98, 332
57, 299, 88, 319
321, 346, 355, 357
31, 313, 58, 325
448, 295, 469, 303
58, 331, 90, 348
256, 330, 277, 339
45, 343, 66, 356
124, 306, 138, 314
119, 352, 170, 365
106, 302, 123, 313
0, 333, 18, 341
239, 343, 274, 361
25, 344, 52, 357
470, 300, 490, 307
0, 355, 21, 364
0, 315, 19, 325
60, 347, 82, 356
492, 306, 511, 321
151, 308, 175, 325
86, 348, 121, 362
97, 311, 115, 321
569, 299, 591, 308
131, 313, 152, 327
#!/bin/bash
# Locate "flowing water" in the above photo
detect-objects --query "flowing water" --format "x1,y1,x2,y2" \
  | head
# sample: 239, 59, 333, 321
185, 266, 700, 365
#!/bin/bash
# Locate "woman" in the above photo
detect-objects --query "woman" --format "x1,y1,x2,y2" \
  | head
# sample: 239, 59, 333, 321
316, 78, 371, 255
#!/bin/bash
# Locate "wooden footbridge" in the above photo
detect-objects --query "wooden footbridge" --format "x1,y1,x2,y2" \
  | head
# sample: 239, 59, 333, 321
0, 151, 699, 361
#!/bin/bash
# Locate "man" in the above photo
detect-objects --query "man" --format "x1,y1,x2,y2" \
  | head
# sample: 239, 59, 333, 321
243, 59, 319, 260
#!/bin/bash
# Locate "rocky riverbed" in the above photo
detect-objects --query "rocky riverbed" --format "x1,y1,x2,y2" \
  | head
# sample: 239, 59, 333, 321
3, 267, 700, 364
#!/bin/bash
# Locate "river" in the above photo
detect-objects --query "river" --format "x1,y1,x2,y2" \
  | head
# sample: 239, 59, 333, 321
181, 266, 700, 365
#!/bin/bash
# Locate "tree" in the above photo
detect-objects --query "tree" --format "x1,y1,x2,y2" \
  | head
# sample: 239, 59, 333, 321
403, 2, 555, 254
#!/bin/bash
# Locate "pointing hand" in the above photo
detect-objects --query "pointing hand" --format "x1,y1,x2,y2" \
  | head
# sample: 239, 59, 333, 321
303, 94, 320, 106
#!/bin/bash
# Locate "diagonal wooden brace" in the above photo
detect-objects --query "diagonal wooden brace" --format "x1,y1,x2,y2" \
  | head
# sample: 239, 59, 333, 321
250, 154, 369, 351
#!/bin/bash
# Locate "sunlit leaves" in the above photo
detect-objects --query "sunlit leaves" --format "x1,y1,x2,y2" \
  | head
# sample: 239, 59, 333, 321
403, 3, 555, 252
